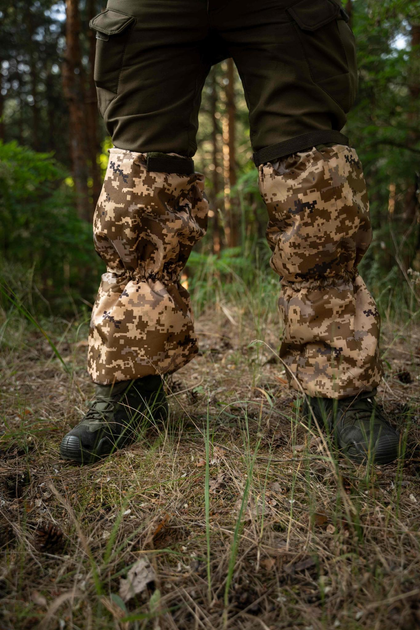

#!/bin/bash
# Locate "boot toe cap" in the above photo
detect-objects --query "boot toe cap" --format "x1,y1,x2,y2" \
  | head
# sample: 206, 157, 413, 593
371, 430, 400, 464
60, 434, 94, 464
343, 428, 400, 465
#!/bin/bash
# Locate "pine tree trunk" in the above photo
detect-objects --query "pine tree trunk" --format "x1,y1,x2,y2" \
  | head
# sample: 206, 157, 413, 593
210, 68, 222, 254
18, 75, 24, 145
86, 0, 102, 210
403, 22, 420, 270
62, 0, 91, 222
0, 57, 4, 141
45, 68, 56, 155
223, 58, 238, 248
27, 11, 40, 151
404, 23, 420, 222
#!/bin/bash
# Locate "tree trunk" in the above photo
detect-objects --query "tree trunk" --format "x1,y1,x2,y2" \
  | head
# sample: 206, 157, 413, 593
45, 68, 56, 155
223, 58, 238, 248
210, 68, 222, 254
402, 22, 420, 271
404, 23, 420, 223
62, 0, 91, 222
18, 74, 24, 146
0, 57, 4, 141
86, 0, 102, 210
27, 10, 40, 151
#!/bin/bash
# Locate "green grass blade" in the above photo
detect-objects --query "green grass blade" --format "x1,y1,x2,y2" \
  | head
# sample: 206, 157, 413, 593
0, 281, 70, 372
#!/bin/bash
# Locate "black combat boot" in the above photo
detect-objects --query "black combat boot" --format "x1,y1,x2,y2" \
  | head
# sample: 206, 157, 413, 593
60, 376, 168, 464
304, 392, 399, 464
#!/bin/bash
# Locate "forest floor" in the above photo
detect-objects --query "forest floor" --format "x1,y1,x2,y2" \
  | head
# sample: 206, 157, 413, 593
1, 301, 420, 630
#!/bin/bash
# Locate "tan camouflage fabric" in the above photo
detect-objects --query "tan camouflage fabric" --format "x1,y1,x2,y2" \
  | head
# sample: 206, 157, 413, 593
259, 144, 382, 398
88, 148, 208, 384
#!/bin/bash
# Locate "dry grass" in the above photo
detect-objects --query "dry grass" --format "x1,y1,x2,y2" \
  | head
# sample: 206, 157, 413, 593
0, 299, 420, 630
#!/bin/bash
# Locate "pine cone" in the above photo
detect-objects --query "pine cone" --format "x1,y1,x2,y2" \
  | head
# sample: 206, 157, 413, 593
397, 370, 413, 384
35, 522, 66, 554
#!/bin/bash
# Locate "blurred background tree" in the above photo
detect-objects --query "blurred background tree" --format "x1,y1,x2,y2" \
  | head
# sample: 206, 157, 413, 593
0, 0, 419, 318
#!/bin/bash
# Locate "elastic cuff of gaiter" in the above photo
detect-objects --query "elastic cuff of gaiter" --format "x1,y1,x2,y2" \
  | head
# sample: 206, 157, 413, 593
253, 130, 349, 166
146, 152, 195, 175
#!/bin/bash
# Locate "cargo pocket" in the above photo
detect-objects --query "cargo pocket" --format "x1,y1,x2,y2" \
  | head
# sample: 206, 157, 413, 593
287, 0, 357, 112
89, 9, 135, 93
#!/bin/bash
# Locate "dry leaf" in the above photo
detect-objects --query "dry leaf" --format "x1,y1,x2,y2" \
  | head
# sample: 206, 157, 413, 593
313, 512, 328, 527
261, 557, 276, 572
151, 513, 171, 542
209, 472, 226, 493
275, 376, 288, 385
119, 557, 156, 603
210, 446, 224, 465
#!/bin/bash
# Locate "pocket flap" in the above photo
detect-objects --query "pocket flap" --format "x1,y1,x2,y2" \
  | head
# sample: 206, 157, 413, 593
287, 0, 340, 31
89, 9, 135, 36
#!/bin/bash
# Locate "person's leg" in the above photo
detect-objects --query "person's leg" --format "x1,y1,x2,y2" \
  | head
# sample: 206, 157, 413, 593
216, 0, 399, 462
260, 144, 380, 399
88, 0, 214, 386
88, 150, 208, 385
61, 0, 214, 462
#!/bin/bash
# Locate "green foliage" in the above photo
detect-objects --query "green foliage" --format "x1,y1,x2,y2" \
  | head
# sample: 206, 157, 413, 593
0, 141, 102, 314
347, 0, 420, 285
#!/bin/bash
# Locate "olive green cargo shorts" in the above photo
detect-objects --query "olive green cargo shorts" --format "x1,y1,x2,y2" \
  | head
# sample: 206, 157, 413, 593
90, 0, 357, 165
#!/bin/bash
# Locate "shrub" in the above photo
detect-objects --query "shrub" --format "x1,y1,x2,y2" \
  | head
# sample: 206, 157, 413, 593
0, 141, 103, 315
